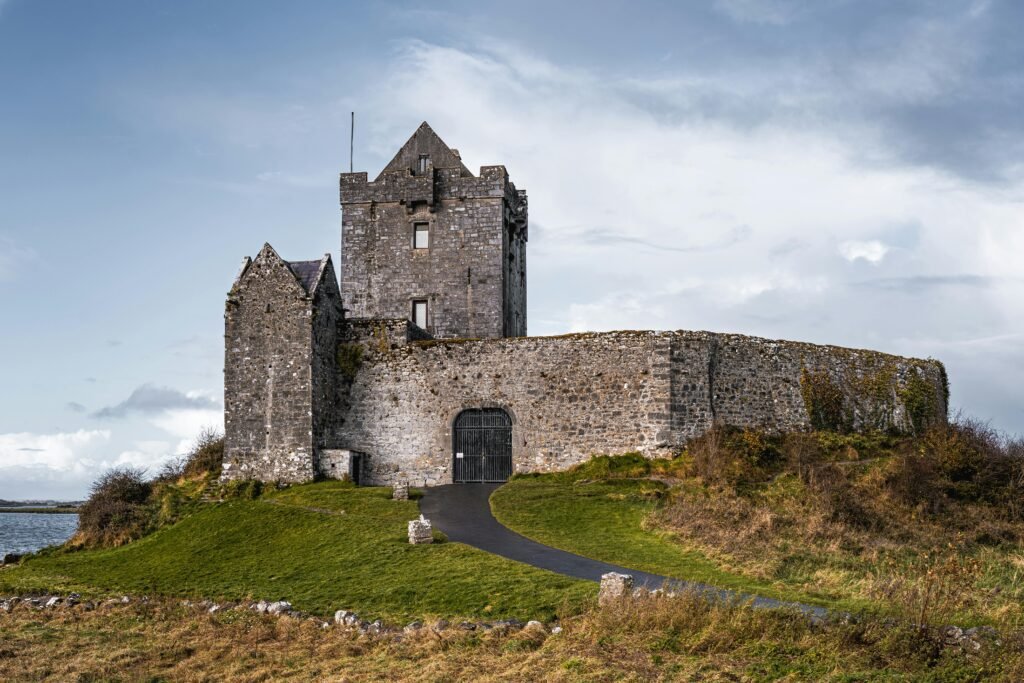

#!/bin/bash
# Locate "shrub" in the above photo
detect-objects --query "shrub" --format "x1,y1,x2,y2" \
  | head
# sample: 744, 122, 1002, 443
76, 466, 153, 547
181, 427, 224, 479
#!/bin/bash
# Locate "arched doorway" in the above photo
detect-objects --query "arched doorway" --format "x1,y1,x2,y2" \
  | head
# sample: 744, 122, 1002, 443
452, 408, 513, 483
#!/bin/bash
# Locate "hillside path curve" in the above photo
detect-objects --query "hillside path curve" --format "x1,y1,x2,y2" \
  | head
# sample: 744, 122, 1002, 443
419, 483, 827, 618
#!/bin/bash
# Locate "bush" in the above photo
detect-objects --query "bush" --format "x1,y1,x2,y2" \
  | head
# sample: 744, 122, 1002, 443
76, 467, 153, 547
182, 427, 224, 479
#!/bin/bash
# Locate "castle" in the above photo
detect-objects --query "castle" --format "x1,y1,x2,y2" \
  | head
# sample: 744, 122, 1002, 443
221, 123, 948, 486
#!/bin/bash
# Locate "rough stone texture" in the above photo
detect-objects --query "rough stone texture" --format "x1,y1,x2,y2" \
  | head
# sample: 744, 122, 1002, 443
333, 330, 946, 486
317, 449, 367, 481
408, 516, 433, 544
222, 244, 344, 483
599, 572, 634, 606
392, 483, 409, 501
223, 123, 948, 489
339, 122, 527, 340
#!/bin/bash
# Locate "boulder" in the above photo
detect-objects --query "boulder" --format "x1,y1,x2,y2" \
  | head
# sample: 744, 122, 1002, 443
45, 596, 61, 608
392, 484, 410, 501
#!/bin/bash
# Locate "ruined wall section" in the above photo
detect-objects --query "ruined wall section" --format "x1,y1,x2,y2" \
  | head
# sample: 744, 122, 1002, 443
707, 334, 947, 433
336, 332, 674, 486
222, 248, 317, 483
339, 166, 526, 340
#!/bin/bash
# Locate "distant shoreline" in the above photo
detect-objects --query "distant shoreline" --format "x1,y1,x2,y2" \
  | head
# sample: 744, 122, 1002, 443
0, 507, 79, 514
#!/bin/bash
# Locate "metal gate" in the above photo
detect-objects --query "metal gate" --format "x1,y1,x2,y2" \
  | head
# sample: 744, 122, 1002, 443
452, 409, 513, 483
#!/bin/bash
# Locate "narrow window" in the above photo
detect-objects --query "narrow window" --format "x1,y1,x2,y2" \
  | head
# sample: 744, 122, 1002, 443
413, 222, 429, 249
418, 154, 429, 174
412, 299, 428, 329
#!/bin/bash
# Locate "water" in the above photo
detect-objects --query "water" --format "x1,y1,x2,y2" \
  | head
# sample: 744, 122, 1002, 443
0, 512, 78, 557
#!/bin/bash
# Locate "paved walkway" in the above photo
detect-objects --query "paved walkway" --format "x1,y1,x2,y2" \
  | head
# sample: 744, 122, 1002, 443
419, 483, 827, 618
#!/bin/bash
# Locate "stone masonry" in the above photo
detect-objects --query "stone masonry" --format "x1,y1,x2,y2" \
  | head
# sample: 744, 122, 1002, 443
339, 122, 527, 340
335, 329, 946, 487
221, 122, 949, 486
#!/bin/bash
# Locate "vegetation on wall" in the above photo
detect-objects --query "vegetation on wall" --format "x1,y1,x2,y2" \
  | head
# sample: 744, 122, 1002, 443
799, 367, 848, 432
335, 342, 364, 380
799, 360, 944, 434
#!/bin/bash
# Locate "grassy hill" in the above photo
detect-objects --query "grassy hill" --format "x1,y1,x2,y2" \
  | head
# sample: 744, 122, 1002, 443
0, 481, 591, 622
492, 424, 1024, 627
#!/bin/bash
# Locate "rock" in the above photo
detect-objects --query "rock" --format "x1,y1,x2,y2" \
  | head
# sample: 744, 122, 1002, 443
477, 622, 493, 631
392, 484, 409, 501
67, 593, 80, 606
208, 605, 221, 614
267, 601, 292, 615
253, 600, 271, 614
432, 619, 450, 632
524, 620, 546, 633
367, 619, 385, 635
403, 620, 423, 633
0, 601, 11, 613
493, 618, 523, 631
458, 621, 476, 631
408, 515, 433, 544
1, 553, 22, 566
630, 587, 650, 600
120, 596, 131, 604
599, 572, 634, 606
551, 626, 563, 635
45, 596, 61, 608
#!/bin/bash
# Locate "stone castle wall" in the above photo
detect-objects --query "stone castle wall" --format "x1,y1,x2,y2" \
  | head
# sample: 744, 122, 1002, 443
335, 330, 947, 486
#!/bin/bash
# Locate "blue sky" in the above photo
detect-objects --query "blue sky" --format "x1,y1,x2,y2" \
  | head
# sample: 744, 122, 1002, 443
1, 0, 1022, 499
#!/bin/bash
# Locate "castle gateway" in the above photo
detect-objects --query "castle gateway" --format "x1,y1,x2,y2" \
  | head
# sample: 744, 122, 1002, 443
221, 123, 948, 487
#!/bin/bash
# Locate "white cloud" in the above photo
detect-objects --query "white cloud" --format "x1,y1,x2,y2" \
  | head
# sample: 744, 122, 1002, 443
839, 240, 890, 264
0, 235, 35, 281
149, 408, 223, 456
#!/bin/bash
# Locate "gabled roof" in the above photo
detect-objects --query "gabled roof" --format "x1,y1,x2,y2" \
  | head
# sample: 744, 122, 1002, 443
287, 260, 323, 294
240, 244, 335, 297
376, 121, 474, 181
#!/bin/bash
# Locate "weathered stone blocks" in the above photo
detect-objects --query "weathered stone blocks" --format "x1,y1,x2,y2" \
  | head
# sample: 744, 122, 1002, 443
407, 515, 433, 544
599, 572, 634, 606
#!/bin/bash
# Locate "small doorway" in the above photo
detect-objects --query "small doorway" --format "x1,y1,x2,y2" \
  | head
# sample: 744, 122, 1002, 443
349, 453, 363, 485
452, 408, 513, 483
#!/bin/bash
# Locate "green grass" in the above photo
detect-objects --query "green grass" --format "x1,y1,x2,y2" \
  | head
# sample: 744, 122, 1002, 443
491, 474, 871, 612
0, 481, 592, 622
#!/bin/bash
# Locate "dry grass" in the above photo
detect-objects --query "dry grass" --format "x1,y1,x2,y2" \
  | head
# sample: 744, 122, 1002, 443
650, 421, 1024, 625
1, 593, 1020, 681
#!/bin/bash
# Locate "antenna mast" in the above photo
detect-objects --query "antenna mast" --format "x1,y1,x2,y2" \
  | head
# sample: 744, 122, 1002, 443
349, 112, 354, 173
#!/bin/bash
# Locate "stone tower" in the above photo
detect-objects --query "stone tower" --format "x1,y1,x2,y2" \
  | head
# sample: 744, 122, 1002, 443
339, 122, 528, 339
221, 244, 344, 483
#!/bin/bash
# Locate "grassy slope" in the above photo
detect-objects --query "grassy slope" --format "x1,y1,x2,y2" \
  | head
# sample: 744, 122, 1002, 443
0, 481, 592, 622
491, 475, 870, 612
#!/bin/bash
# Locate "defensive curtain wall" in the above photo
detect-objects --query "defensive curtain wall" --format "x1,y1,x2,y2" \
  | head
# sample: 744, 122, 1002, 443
333, 322, 948, 487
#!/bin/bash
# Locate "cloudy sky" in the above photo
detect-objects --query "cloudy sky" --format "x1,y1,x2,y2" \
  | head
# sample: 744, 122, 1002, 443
1, 0, 1022, 499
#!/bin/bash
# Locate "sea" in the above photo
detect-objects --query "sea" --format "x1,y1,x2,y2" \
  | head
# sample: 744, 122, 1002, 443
0, 512, 79, 557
